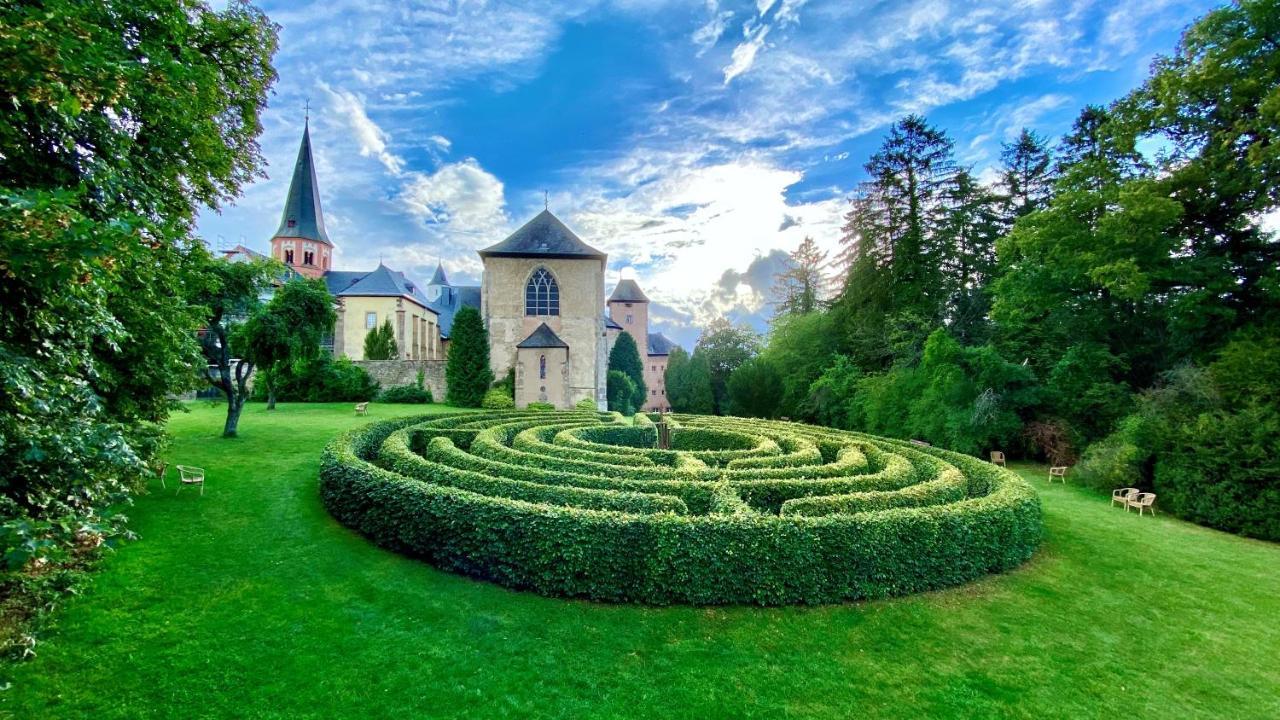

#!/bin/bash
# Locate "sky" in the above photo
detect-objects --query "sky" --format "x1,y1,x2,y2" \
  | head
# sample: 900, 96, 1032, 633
197, 0, 1222, 350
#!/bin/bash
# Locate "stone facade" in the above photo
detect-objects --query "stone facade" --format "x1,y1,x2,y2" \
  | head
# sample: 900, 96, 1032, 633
482, 256, 606, 409
352, 359, 447, 400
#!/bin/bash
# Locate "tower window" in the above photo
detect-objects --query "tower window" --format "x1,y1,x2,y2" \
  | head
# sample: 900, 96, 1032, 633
303, 250, 314, 265
284, 249, 294, 264
626, 314, 633, 324
539, 355, 546, 379
525, 268, 559, 316
287, 218, 297, 228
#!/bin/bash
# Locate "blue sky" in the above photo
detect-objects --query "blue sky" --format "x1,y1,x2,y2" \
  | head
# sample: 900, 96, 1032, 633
197, 0, 1222, 349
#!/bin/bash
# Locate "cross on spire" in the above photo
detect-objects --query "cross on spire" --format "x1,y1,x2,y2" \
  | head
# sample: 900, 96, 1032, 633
304, 97, 311, 123
544, 190, 548, 210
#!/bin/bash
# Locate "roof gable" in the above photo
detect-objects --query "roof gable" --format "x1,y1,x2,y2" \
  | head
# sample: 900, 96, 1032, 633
647, 332, 677, 356
479, 210, 605, 260
608, 279, 649, 303
517, 322, 569, 349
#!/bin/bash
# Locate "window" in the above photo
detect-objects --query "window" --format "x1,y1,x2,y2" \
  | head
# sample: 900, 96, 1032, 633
287, 218, 297, 228
539, 355, 546, 379
285, 249, 294, 264
303, 250, 315, 265
366, 312, 377, 329
626, 314, 633, 324
525, 268, 559, 316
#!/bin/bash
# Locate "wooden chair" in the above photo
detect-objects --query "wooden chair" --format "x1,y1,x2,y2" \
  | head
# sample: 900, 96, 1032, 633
909, 439, 931, 447
1112, 488, 1139, 507
1126, 492, 1157, 516
990, 450, 1006, 467
175, 465, 205, 496
1049, 466, 1068, 483
354, 402, 369, 416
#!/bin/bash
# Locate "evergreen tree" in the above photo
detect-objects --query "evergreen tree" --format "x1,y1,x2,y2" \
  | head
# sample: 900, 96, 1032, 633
663, 346, 691, 410
694, 318, 760, 414
682, 351, 717, 415
939, 169, 1002, 344
997, 128, 1056, 223
608, 331, 647, 412
606, 370, 636, 415
445, 307, 493, 407
772, 236, 828, 317
726, 357, 784, 418
363, 319, 398, 360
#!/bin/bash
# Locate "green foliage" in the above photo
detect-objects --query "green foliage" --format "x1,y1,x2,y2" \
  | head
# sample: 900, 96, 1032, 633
606, 370, 636, 415
493, 367, 516, 399
772, 236, 828, 317
761, 312, 837, 419
253, 354, 379, 403
664, 347, 715, 415
726, 357, 784, 418
575, 398, 599, 411
445, 307, 493, 407
607, 331, 646, 410
319, 412, 1042, 605
242, 278, 336, 409
693, 318, 760, 414
362, 320, 398, 361
480, 388, 516, 409
526, 402, 555, 411
379, 385, 433, 404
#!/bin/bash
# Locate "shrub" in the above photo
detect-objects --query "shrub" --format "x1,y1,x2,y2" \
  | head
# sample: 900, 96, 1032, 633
726, 357, 784, 418
363, 319, 398, 360
379, 385, 433, 404
255, 354, 379, 402
607, 332, 646, 411
319, 411, 1042, 605
526, 402, 555, 411
481, 388, 516, 409
575, 398, 598, 411
606, 370, 636, 415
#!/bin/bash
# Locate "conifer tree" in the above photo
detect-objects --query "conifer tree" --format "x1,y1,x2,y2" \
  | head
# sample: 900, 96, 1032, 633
445, 306, 493, 407
997, 128, 1056, 223
772, 236, 828, 317
363, 319, 398, 360
607, 331, 646, 412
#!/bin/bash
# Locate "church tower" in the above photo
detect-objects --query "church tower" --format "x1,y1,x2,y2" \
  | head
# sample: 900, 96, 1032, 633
269, 121, 333, 279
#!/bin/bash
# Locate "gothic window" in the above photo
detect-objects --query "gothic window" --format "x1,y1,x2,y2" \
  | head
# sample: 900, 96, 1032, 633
539, 355, 546, 379
303, 250, 315, 265
525, 268, 559, 316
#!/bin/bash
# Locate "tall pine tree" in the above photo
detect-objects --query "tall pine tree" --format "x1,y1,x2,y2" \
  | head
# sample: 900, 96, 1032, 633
772, 236, 828, 317
607, 331, 646, 413
997, 128, 1056, 224
445, 306, 493, 407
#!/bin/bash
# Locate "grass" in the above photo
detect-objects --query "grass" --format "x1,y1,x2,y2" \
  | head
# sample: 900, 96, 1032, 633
3, 402, 1278, 719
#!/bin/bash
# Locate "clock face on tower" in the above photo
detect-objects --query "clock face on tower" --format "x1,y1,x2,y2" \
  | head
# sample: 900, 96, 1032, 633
426, 285, 441, 301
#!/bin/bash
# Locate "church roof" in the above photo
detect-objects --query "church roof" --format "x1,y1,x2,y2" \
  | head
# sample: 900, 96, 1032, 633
647, 332, 677, 356
429, 262, 449, 285
517, 322, 569, 349
273, 123, 331, 245
608, 279, 649, 303
479, 210, 605, 260
325, 265, 436, 317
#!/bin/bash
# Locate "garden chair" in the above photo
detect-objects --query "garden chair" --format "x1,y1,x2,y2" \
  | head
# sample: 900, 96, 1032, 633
1126, 492, 1157, 516
1112, 487, 1139, 508
153, 461, 168, 490
355, 402, 369, 416
1049, 466, 1068, 483
990, 450, 1006, 467
175, 465, 206, 497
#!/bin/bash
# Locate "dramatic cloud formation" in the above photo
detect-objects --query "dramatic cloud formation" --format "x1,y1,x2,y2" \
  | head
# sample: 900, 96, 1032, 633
198, 0, 1218, 347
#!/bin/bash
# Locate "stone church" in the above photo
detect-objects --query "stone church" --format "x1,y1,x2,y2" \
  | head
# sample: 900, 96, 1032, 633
238, 123, 676, 411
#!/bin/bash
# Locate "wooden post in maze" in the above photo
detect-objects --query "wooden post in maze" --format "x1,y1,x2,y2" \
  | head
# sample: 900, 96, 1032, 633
656, 414, 671, 450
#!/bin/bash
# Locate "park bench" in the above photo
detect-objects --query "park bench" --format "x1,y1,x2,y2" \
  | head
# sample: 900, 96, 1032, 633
175, 465, 206, 497
1049, 466, 1068, 483
1126, 492, 1157, 516
355, 402, 369, 416
989, 450, 1006, 467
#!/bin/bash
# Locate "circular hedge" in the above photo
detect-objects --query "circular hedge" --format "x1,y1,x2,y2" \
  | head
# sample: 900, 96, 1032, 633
320, 410, 1042, 605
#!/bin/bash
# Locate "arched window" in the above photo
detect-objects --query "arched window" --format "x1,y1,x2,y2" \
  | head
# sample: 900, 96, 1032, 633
525, 268, 559, 316
539, 354, 546, 379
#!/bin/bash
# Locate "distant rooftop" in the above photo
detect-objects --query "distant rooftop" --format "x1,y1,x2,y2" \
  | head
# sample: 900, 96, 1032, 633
608, 279, 649, 303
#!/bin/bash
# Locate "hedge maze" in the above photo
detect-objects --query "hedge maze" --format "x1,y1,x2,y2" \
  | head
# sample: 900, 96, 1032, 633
320, 410, 1043, 605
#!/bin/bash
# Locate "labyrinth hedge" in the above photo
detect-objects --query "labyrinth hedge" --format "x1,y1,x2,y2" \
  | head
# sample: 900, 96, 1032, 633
319, 410, 1043, 605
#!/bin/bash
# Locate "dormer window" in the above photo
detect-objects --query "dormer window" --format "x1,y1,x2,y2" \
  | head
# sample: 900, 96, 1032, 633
287, 218, 297, 228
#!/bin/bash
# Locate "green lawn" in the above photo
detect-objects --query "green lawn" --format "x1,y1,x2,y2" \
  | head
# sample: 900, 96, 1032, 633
3, 402, 1278, 719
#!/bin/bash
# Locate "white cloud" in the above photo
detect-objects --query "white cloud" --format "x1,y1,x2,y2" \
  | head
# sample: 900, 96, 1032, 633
692, 1, 734, 56
723, 21, 771, 85
323, 84, 404, 175
399, 158, 509, 240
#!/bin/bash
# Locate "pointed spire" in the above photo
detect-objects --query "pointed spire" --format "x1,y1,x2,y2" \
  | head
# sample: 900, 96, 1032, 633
273, 123, 331, 245
429, 261, 449, 286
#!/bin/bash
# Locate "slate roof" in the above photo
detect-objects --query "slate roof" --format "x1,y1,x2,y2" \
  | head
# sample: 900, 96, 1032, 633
424, 283, 481, 339
429, 262, 449, 285
647, 332, 677, 356
604, 313, 623, 330
273, 123, 331, 245
516, 323, 569, 349
335, 264, 415, 298
479, 210, 605, 259
608, 279, 649, 303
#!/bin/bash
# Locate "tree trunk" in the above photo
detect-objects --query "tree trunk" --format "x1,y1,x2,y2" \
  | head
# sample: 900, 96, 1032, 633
223, 395, 243, 437
267, 389, 276, 411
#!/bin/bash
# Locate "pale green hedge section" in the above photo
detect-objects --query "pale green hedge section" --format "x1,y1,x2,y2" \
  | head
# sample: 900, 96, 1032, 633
319, 411, 1043, 605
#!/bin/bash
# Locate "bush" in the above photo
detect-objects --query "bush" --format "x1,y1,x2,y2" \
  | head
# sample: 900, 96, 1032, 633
726, 357, 784, 418
319, 411, 1042, 605
606, 370, 636, 415
254, 354, 379, 402
481, 388, 516, 409
379, 385, 433, 404
575, 397, 598, 411
526, 401, 555, 411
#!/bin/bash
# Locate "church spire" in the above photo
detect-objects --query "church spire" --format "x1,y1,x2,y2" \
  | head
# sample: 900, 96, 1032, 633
273, 121, 331, 245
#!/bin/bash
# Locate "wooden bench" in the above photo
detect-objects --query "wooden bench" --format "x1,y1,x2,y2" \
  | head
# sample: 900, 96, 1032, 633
1049, 466, 1068, 483
354, 402, 369, 416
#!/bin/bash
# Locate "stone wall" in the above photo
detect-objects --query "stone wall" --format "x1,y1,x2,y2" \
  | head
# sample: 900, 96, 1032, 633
353, 359, 447, 400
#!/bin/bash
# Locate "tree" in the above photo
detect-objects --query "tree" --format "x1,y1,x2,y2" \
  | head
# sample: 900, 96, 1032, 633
666, 347, 715, 414
726, 357, 784, 418
606, 370, 637, 415
760, 312, 837, 419
607, 332, 646, 412
445, 306, 492, 407
241, 278, 336, 410
997, 128, 1056, 223
0, 0, 277, 574
938, 169, 1002, 344
772, 236, 828, 317
693, 318, 760, 414
195, 256, 280, 437
363, 319, 398, 360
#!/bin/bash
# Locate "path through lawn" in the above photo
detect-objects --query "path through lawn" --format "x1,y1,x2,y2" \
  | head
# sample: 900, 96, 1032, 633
3, 403, 1278, 719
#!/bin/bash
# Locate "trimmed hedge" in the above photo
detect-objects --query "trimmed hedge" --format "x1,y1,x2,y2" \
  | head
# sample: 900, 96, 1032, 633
319, 411, 1043, 605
